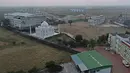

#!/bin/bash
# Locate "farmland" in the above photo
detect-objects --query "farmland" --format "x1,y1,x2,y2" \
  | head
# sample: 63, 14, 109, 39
0, 28, 71, 73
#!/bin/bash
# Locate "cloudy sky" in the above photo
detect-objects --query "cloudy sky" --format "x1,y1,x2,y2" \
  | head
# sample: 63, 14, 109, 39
0, 0, 130, 6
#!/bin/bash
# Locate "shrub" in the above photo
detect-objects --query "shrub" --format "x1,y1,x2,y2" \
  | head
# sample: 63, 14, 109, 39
45, 61, 63, 73
28, 67, 39, 73
12, 41, 16, 45
7, 70, 26, 73
21, 41, 26, 45
81, 39, 89, 47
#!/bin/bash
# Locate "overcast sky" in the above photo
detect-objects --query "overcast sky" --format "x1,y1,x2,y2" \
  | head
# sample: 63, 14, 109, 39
0, 0, 130, 6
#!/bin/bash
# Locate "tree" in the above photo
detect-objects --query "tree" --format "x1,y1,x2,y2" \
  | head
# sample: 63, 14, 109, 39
45, 61, 56, 68
75, 35, 83, 42
125, 31, 130, 34
2, 19, 10, 27
62, 40, 68, 46
68, 20, 72, 26
80, 39, 89, 47
89, 39, 96, 50
12, 41, 16, 45
45, 61, 63, 73
68, 40, 76, 48
28, 67, 39, 73
97, 33, 109, 44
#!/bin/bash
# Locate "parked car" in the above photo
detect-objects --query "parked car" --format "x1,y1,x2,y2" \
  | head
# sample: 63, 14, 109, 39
105, 47, 110, 51
122, 60, 130, 68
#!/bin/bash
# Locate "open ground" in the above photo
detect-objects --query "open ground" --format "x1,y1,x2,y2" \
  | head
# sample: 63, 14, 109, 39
0, 28, 71, 73
59, 22, 130, 39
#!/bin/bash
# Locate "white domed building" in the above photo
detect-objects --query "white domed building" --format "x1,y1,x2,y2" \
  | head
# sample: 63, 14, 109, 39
35, 21, 55, 39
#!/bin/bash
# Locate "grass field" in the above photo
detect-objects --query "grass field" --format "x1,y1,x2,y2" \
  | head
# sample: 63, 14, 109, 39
45, 33, 74, 43
59, 22, 130, 40
0, 28, 71, 73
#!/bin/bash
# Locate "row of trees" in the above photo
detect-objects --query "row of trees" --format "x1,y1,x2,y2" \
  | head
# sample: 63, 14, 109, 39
68, 33, 109, 49
74, 35, 96, 49
7, 61, 63, 73
97, 33, 109, 45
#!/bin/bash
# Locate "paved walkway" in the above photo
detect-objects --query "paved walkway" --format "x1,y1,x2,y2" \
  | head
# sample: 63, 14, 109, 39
60, 63, 79, 73
95, 46, 130, 73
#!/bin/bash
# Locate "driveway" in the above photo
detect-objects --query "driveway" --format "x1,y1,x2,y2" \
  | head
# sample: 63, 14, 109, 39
95, 46, 130, 73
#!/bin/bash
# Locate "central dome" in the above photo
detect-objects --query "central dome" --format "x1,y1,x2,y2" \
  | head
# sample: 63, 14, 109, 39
41, 21, 49, 26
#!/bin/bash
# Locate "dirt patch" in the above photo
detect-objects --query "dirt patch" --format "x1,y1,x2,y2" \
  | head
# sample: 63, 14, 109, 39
0, 41, 8, 46
0, 28, 71, 73
59, 22, 130, 39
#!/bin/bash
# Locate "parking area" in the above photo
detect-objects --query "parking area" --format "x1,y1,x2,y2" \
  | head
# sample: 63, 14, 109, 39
95, 46, 130, 73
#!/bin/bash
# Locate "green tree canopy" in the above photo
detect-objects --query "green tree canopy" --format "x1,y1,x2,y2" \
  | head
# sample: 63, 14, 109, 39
75, 35, 83, 42
89, 39, 96, 49
45, 61, 63, 73
68, 20, 72, 25
80, 39, 89, 47
97, 33, 109, 44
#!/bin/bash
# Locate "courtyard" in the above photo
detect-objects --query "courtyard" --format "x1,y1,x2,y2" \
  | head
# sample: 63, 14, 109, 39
95, 46, 130, 73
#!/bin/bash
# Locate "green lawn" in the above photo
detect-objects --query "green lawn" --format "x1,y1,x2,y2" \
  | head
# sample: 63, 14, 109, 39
45, 33, 75, 43
0, 28, 71, 73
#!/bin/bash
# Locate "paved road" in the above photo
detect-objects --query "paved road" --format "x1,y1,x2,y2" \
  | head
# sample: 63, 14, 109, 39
95, 46, 130, 73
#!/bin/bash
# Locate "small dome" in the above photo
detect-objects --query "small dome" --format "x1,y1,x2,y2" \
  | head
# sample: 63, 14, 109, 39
41, 21, 49, 26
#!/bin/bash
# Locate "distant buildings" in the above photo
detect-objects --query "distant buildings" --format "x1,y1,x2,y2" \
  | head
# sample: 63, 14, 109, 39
71, 50, 112, 73
88, 15, 105, 25
4, 12, 46, 30
70, 9, 85, 12
35, 21, 56, 39
114, 14, 130, 27
108, 33, 130, 64
62, 14, 85, 23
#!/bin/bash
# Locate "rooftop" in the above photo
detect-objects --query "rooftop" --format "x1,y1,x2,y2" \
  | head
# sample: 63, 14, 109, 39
117, 34, 130, 38
71, 50, 112, 71
116, 34, 130, 48
110, 33, 117, 36
7, 12, 34, 17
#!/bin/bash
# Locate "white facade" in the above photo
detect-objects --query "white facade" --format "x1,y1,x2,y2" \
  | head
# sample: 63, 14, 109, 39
96, 68, 111, 73
108, 33, 130, 64
4, 12, 46, 30
35, 21, 55, 39
88, 15, 105, 25
108, 33, 116, 50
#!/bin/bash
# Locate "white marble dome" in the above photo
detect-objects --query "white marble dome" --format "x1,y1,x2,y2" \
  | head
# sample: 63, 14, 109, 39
41, 21, 49, 26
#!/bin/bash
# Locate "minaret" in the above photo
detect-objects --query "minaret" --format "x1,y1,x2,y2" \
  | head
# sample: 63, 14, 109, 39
1, 22, 3, 26
30, 26, 32, 34
58, 24, 60, 33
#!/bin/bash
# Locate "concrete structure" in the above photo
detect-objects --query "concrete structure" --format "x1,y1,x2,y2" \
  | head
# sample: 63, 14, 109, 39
108, 33, 130, 64
71, 50, 112, 73
4, 12, 46, 30
62, 14, 85, 23
35, 21, 55, 39
88, 15, 105, 26
70, 9, 85, 12
108, 33, 117, 50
